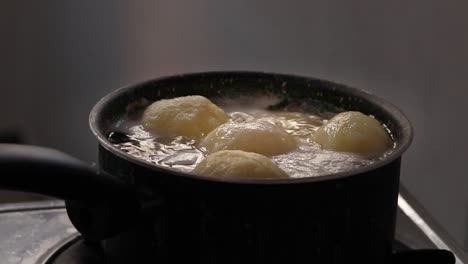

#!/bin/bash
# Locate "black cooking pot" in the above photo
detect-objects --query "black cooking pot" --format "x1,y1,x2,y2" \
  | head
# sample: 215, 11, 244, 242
0, 72, 453, 264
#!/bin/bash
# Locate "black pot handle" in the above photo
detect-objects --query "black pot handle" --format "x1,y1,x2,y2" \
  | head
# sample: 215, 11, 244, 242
392, 249, 456, 264
0, 143, 129, 201
0, 143, 139, 241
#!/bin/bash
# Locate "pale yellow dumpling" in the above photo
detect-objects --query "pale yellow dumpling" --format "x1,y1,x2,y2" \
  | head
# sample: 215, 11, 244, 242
311, 111, 392, 156
142, 96, 229, 139
199, 120, 297, 156
193, 150, 288, 179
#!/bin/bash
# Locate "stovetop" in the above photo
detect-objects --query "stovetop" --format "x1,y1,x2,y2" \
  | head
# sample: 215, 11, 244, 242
0, 186, 466, 264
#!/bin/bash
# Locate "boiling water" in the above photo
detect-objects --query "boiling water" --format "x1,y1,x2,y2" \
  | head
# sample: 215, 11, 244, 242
108, 96, 393, 178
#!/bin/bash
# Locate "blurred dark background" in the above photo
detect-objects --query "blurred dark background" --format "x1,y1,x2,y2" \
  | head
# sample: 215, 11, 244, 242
1, 0, 467, 251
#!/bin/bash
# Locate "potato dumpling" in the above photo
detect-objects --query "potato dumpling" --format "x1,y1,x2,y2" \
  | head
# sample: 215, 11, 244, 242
311, 111, 392, 156
199, 120, 297, 156
193, 150, 288, 179
142, 96, 229, 139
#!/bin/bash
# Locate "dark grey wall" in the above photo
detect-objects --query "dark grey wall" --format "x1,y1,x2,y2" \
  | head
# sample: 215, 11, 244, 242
1, 1, 128, 162
2, 0, 467, 250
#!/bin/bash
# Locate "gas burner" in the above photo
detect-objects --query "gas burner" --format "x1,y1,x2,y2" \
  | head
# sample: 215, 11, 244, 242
41, 236, 414, 264
41, 236, 105, 264
0, 187, 467, 264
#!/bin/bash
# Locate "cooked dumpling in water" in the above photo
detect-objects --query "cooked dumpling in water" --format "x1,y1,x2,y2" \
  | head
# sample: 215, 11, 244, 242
199, 120, 297, 156
142, 96, 228, 139
193, 150, 288, 179
311, 111, 391, 156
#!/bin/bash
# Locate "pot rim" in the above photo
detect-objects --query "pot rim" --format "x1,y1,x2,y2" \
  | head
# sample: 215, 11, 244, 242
89, 71, 413, 185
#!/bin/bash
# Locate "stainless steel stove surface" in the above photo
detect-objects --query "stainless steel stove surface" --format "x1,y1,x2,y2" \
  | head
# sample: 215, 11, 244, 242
1, 186, 466, 264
